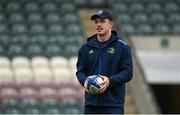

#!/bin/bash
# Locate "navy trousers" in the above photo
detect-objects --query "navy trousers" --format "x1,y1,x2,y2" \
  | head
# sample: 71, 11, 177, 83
84, 105, 124, 114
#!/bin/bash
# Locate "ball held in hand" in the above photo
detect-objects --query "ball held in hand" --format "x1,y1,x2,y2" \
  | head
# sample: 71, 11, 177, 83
86, 75, 103, 95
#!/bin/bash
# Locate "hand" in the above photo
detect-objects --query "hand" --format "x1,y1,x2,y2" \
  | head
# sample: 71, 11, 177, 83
84, 80, 89, 93
99, 75, 109, 93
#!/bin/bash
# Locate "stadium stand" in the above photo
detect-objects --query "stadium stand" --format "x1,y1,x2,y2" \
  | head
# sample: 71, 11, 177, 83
50, 56, 69, 68
14, 67, 33, 85
0, 67, 14, 85
0, 0, 84, 114
0, 56, 11, 68
111, 0, 180, 35
12, 56, 30, 68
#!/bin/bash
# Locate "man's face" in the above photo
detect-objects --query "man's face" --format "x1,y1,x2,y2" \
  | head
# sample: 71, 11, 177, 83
94, 18, 113, 36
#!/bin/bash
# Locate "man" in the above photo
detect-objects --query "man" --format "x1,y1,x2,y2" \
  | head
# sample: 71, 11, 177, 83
76, 10, 133, 114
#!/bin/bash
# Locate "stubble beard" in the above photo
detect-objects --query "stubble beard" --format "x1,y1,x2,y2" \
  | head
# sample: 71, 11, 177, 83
97, 29, 110, 37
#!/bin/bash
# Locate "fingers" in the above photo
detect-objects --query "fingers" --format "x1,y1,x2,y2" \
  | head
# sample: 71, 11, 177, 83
99, 75, 110, 93
84, 80, 87, 88
100, 81, 108, 93
85, 88, 89, 93
84, 80, 89, 93
100, 85, 107, 93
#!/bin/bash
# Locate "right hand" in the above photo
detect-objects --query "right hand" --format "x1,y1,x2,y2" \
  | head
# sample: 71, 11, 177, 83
99, 75, 109, 93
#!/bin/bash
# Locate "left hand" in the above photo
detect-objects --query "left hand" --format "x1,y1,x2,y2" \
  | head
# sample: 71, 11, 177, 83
99, 75, 109, 93
84, 79, 89, 93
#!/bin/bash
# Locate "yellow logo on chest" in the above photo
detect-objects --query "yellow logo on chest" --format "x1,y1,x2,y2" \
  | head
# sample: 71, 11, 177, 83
107, 48, 115, 54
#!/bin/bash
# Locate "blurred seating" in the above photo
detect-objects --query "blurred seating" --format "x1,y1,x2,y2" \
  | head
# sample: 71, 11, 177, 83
0, 87, 21, 114
146, 2, 161, 13
24, 1, 40, 12
8, 13, 25, 23
26, 44, 44, 58
74, 0, 87, 6
114, 3, 128, 13
164, 2, 178, 13
132, 13, 148, 24
42, 98, 61, 111
47, 23, 63, 35
21, 99, 42, 114
69, 57, 78, 82
0, 13, 6, 22
45, 44, 63, 58
0, 46, 6, 56
19, 87, 42, 113
172, 24, 180, 34
120, 23, 135, 35
27, 12, 43, 23
2, 99, 21, 114
29, 34, 48, 46
66, 35, 83, 46
61, 2, 76, 13
45, 13, 62, 24
65, 24, 82, 36
75, 0, 109, 7
0, 34, 9, 48
65, 44, 80, 57
8, 44, 25, 58
136, 24, 152, 35
47, 35, 66, 48
112, 0, 180, 35
11, 35, 30, 46
0, 87, 19, 100
149, 13, 165, 24
0, 0, 84, 59
39, 87, 58, 99
117, 13, 131, 24
89, 0, 104, 7
57, 85, 82, 114
50, 56, 69, 69
6, 1, 21, 12
0, 56, 11, 68
10, 23, 28, 35
0, 67, 14, 85
154, 23, 170, 34
44, 107, 62, 114
62, 99, 82, 114
0, 23, 8, 34
42, 2, 58, 12
29, 23, 46, 35
0, 0, 84, 114
33, 67, 53, 86
14, 67, 33, 85
31, 56, 49, 68
64, 13, 79, 24
39, 87, 61, 113
52, 67, 72, 83
168, 13, 180, 23
12, 56, 30, 68
19, 87, 39, 100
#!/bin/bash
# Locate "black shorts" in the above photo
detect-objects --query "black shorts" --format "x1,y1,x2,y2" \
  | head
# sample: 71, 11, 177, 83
84, 105, 124, 114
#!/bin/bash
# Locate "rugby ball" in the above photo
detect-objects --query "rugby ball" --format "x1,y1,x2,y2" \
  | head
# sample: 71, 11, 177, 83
86, 75, 103, 95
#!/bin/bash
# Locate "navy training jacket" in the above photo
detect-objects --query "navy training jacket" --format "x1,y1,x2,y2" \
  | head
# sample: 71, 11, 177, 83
76, 31, 133, 108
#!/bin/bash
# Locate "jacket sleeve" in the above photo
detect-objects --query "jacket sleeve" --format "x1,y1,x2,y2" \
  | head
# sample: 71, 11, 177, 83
109, 45, 133, 86
76, 46, 88, 87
